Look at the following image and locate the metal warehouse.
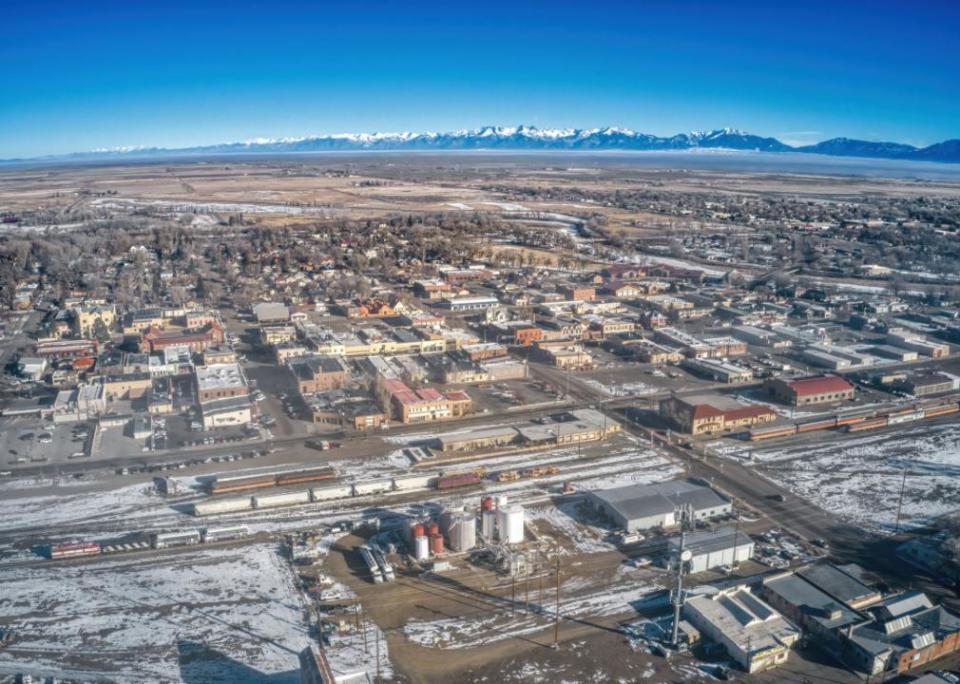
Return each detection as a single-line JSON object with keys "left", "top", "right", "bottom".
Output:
{"left": 669, "top": 526, "right": 755, "bottom": 573}
{"left": 586, "top": 480, "right": 731, "bottom": 532}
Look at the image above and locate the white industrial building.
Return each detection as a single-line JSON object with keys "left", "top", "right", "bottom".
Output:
{"left": 440, "top": 296, "right": 500, "bottom": 311}
{"left": 684, "top": 585, "right": 799, "bottom": 673}
{"left": 200, "top": 396, "right": 253, "bottom": 429}
{"left": 731, "top": 326, "right": 793, "bottom": 348}
{"left": 669, "top": 526, "right": 754, "bottom": 573}
{"left": 17, "top": 357, "right": 46, "bottom": 381}
{"left": 586, "top": 480, "right": 731, "bottom": 532}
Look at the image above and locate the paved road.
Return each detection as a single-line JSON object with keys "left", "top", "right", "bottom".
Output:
{"left": 6, "top": 398, "right": 576, "bottom": 479}
{"left": 616, "top": 415, "right": 960, "bottom": 606}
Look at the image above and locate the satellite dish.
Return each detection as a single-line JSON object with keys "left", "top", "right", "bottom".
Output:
{"left": 680, "top": 549, "right": 693, "bottom": 562}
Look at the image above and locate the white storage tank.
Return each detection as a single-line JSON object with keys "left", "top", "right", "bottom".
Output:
{"left": 252, "top": 490, "right": 311, "bottom": 509}
{"left": 450, "top": 512, "right": 477, "bottom": 552}
{"left": 496, "top": 494, "right": 509, "bottom": 509}
{"left": 481, "top": 509, "right": 497, "bottom": 539}
{"left": 310, "top": 484, "right": 353, "bottom": 502}
{"left": 414, "top": 534, "right": 430, "bottom": 561}
{"left": 498, "top": 504, "right": 525, "bottom": 544}
{"left": 192, "top": 496, "right": 253, "bottom": 516}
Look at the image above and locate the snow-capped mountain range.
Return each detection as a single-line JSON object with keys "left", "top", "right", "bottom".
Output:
{"left": 11, "top": 126, "right": 960, "bottom": 163}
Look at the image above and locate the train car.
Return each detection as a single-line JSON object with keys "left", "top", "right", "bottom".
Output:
{"left": 794, "top": 417, "right": 838, "bottom": 434}
{"left": 310, "top": 484, "right": 354, "bottom": 502}
{"left": 887, "top": 409, "right": 924, "bottom": 426}
{"left": 436, "top": 473, "right": 483, "bottom": 490}
{"left": 201, "top": 525, "right": 250, "bottom": 543}
{"left": 923, "top": 404, "right": 960, "bottom": 419}
{"left": 392, "top": 473, "right": 439, "bottom": 492}
{"left": 352, "top": 479, "right": 393, "bottom": 497}
{"left": 152, "top": 530, "right": 202, "bottom": 549}
{"left": 836, "top": 412, "right": 871, "bottom": 427}
{"left": 49, "top": 541, "right": 101, "bottom": 559}
{"left": 274, "top": 467, "right": 336, "bottom": 487}
{"left": 252, "top": 490, "right": 311, "bottom": 509}
{"left": 844, "top": 417, "right": 888, "bottom": 433}
{"left": 191, "top": 496, "right": 255, "bottom": 517}
{"left": 208, "top": 474, "right": 277, "bottom": 495}
{"left": 748, "top": 424, "right": 798, "bottom": 442}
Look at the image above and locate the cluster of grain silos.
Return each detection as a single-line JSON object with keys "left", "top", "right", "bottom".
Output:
{"left": 408, "top": 495, "right": 525, "bottom": 562}
{"left": 408, "top": 520, "right": 444, "bottom": 559}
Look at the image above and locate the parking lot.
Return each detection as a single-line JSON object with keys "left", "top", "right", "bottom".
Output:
{"left": 0, "top": 417, "right": 88, "bottom": 470}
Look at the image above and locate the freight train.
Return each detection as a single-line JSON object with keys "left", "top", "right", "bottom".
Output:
{"left": 207, "top": 467, "right": 336, "bottom": 494}
{"left": 747, "top": 397, "right": 960, "bottom": 442}
{"left": 192, "top": 469, "right": 485, "bottom": 516}
{"left": 45, "top": 526, "right": 250, "bottom": 561}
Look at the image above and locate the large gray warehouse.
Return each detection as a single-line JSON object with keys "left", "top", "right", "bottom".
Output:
{"left": 586, "top": 480, "right": 731, "bottom": 532}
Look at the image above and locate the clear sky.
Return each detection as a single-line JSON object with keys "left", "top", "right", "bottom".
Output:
{"left": 2, "top": 0, "right": 958, "bottom": 158}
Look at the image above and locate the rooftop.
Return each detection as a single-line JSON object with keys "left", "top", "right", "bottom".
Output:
{"left": 589, "top": 480, "right": 729, "bottom": 522}
{"left": 763, "top": 571, "right": 860, "bottom": 631}
{"left": 796, "top": 563, "right": 880, "bottom": 608}
{"left": 195, "top": 363, "right": 246, "bottom": 391}
{"left": 685, "top": 586, "right": 799, "bottom": 654}
{"left": 785, "top": 374, "right": 855, "bottom": 396}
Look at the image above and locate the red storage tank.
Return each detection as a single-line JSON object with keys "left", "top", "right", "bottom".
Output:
{"left": 481, "top": 496, "right": 495, "bottom": 511}
{"left": 429, "top": 534, "right": 444, "bottom": 556}
{"left": 427, "top": 522, "right": 440, "bottom": 537}
{"left": 410, "top": 522, "right": 425, "bottom": 544}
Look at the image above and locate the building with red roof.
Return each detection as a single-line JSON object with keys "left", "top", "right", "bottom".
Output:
{"left": 766, "top": 374, "right": 855, "bottom": 407}
{"left": 383, "top": 379, "right": 472, "bottom": 423}
{"left": 660, "top": 393, "right": 777, "bottom": 436}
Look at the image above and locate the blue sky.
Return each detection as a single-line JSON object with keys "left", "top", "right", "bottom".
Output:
{"left": 2, "top": 0, "right": 958, "bottom": 158}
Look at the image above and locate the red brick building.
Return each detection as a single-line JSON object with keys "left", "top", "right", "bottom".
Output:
{"left": 766, "top": 375, "right": 855, "bottom": 407}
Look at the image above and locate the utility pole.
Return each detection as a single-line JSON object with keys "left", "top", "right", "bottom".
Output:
{"left": 895, "top": 468, "right": 908, "bottom": 534}
{"left": 375, "top": 627, "right": 381, "bottom": 683}
{"left": 732, "top": 508, "right": 742, "bottom": 570}
{"left": 361, "top": 609, "right": 368, "bottom": 655}
{"left": 554, "top": 553, "right": 561, "bottom": 648}
{"left": 525, "top": 567, "right": 530, "bottom": 611}
{"left": 537, "top": 548, "right": 544, "bottom": 612}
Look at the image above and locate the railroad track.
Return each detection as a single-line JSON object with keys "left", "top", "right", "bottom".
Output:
{"left": 1, "top": 432, "right": 679, "bottom": 566}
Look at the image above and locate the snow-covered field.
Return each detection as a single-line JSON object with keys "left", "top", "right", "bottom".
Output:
{"left": 91, "top": 197, "right": 338, "bottom": 216}
{"left": 0, "top": 543, "right": 311, "bottom": 683}
{"left": 744, "top": 422, "right": 960, "bottom": 531}
{"left": 403, "top": 576, "right": 662, "bottom": 650}
{"left": 0, "top": 481, "right": 167, "bottom": 533}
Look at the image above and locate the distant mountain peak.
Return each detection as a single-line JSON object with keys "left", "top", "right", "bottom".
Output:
{"left": 7, "top": 126, "right": 960, "bottom": 164}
